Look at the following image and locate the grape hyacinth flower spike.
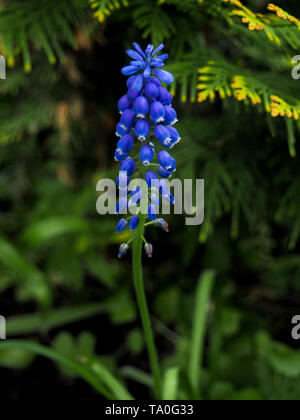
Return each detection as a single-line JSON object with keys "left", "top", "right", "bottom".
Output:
{"left": 113, "top": 43, "right": 182, "bottom": 399}
{"left": 115, "top": 42, "right": 181, "bottom": 259}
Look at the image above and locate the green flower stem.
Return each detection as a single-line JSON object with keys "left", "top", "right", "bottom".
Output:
{"left": 132, "top": 213, "right": 162, "bottom": 399}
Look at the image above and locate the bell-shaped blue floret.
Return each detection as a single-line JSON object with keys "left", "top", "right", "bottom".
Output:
{"left": 150, "top": 76, "right": 161, "bottom": 87}
{"left": 145, "top": 171, "right": 159, "bottom": 189}
{"left": 148, "top": 204, "right": 157, "bottom": 221}
{"left": 167, "top": 126, "right": 181, "bottom": 147}
{"left": 129, "top": 215, "right": 140, "bottom": 231}
{"left": 116, "top": 218, "right": 128, "bottom": 233}
{"left": 158, "top": 87, "right": 172, "bottom": 105}
{"left": 140, "top": 145, "right": 154, "bottom": 166}
{"left": 120, "top": 110, "right": 136, "bottom": 130}
{"left": 116, "top": 197, "right": 128, "bottom": 214}
{"left": 120, "top": 157, "right": 136, "bottom": 176}
{"left": 117, "top": 173, "right": 130, "bottom": 189}
{"left": 157, "top": 165, "right": 172, "bottom": 178}
{"left": 118, "top": 95, "right": 131, "bottom": 114}
{"left": 154, "top": 125, "right": 172, "bottom": 147}
{"left": 133, "top": 96, "right": 149, "bottom": 118}
{"left": 164, "top": 106, "right": 178, "bottom": 126}
{"left": 135, "top": 120, "right": 150, "bottom": 141}
{"left": 157, "top": 150, "right": 174, "bottom": 171}
{"left": 153, "top": 69, "right": 174, "bottom": 85}
{"left": 131, "top": 74, "right": 144, "bottom": 92}
{"left": 127, "top": 75, "right": 136, "bottom": 89}
{"left": 128, "top": 187, "right": 142, "bottom": 209}
{"left": 116, "top": 122, "right": 130, "bottom": 138}
{"left": 114, "top": 149, "right": 129, "bottom": 162}
{"left": 116, "top": 134, "right": 134, "bottom": 155}
{"left": 145, "top": 82, "right": 159, "bottom": 100}
{"left": 150, "top": 193, "right": 160, "bottom": 208}
{"left": 127, "top": 88, "right": 140, "bottom": 102}
{"left": 150, "top": 101, "right": 166, "bottom": 124}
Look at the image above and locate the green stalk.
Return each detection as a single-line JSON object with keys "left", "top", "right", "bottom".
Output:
{"left": 132, "top": 213, "right": 162, "bottom": 399}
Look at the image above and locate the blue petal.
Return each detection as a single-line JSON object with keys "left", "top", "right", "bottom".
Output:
{"left": 121, "top": 65, "right": 139, "bottom": 76}
{"left": 145, "top": 44, "right": 154, "bottom": 57}
{"left": 152, "top": 43, "right": 165, "bottom": 56}
{"left": 130, "top": 60, "right": 145, "bottom": 68}
{"left": 126, "top": 49, "right": 144, "bottom": 61}
{"left": 143, "top": 65, "right": 151, "bottom": 79}
{"left": 154, "top": 69, "right": 174, "bottom": 85}
{"left": 131, "top": 74, "right": 143, "bottom": 92}
{"left": 155, "top": 53, "right": 168, "bottom": 61}
{"left": 133, "top": 42, "right": 146, "bottom": 58}
{"left": 150, "top": 59, "right": 165, "bottom": 68}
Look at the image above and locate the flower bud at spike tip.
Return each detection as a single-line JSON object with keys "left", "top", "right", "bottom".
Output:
{"left": 118, "top": 243, "right": 129, "bottom": 258}
{"left": 144, "top": 243, "right": 153, "bottom": 258}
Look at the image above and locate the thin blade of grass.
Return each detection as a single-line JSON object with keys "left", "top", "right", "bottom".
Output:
{"left": 188, "top": 270, "right": 215, "bottom": 397}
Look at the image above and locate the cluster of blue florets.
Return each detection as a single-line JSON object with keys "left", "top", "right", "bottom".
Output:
{"left": 114, "top": 43, "right": 181, "bottom": 258}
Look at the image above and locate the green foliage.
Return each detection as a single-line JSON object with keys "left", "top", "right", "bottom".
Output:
{"left": 0, "top": 0, "right": 87, "bottom": 71}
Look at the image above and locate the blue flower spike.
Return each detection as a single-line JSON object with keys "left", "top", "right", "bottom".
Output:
{"left": 115, "top": 42, "right": 181, "bottom": 258}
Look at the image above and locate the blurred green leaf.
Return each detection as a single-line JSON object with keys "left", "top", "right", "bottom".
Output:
{"left": 162, "top": 367, "right": 179, "bottom": 400}
{"left": 0, "top": 340, "right": 114, "bottom": 399}
{"left": 6, "top": 303, "right": 106, "bottom": 336}
{"left": 0, "top": 236, "right": 51, "bottom": 307}
{"left": 105, "top": 290, "right": 136, "bottom": 324}
{"left": 20, "top": 217, "right": 89, "bottom": 248}
{"left": 126, "top": 328, "right": 144, "bottom": 355}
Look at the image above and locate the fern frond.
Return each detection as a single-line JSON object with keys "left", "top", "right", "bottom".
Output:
{"left": 0, "top": 0, "right": 87, "bottom": 72}
{"left": 132, "top": 0, "right": 176, "bottom": 45}
{"left": 89, "top": 0, "right": 129, "bottom": 23}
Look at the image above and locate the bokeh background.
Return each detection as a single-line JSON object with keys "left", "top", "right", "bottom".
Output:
{"left": 1, "top": 0, "right": 300, "bottom": 400}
